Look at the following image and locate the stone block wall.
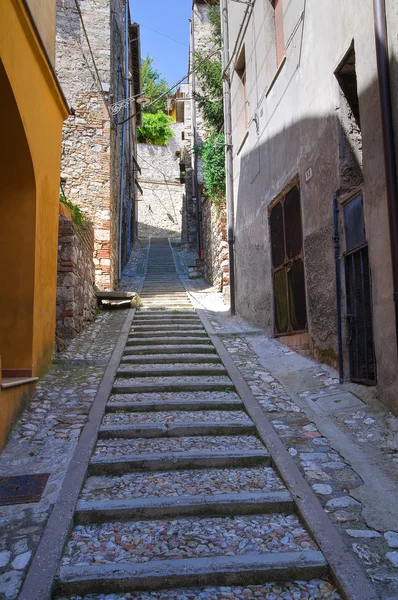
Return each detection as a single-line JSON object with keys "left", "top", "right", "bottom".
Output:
{"left": 56, "top": 0, "right": 135, "bottom": 290}
{"left": 202, "top": 198, "right": 229, "bottom": 297}
{"left": 57, "top": 215, "right": 97, "bottom": 344}
{"left": 137, "top": 123, "right": 184, "bottom": 239}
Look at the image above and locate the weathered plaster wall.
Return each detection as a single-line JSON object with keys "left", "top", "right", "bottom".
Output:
{"left": 137, "top": 123, "right": 184, "bottom": 239}
{"left": 0, "top": 0, "right": 68, "bottom": 447}
{"left": 57, "top": 215, "right": 97, "bottom": 345}
{"left": 227, "top": 0, "right": 398, "bottom": 412}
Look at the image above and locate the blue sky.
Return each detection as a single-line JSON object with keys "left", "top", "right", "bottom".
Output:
{"left": 130, "top": 0, "right": 191, "bottom": 87}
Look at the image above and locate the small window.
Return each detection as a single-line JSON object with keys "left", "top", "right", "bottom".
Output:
{"left": 335, "top": 45, "right": 361, "bottom": 128}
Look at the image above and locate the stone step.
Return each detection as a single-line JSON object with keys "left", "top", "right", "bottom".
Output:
{"left": 101, "top": 408, "right": 250, "bottom": 427}
{"left": 130, "top": 329, "right": 206, "bottom": 337}
{"left": 106, "top": 397, "right": 241, "bottom": 412}
{"left": 98, "top": 422, "right": 256, "bottom": 439}
{"left": 56, "top": 552, "right": 327, "bottom": 596}
{"left": 75, "top": 491, "right": 294, "bottom": 524}
{"left": 112, "top": 377, "right": 234, "bottom": 394}
{"left": 108, "top": 390, "right": 241, "bottom": 406}
{"left": 57, "top": 551, "right": 327, "bottom": 596}
{"left": 120, "top": 354, "right": 221, "bottom": 364}
{"left": 132, "top": 319, "right": 201, "bottom": 325}
{"left": 126, "top": 337, "right": 211, "bottom": 346}
{"left": 116, "top": 365, "right": 226, "bottom": 378}
{"left": 93, "top": 434, "right": 264, "bottom": 458}
{"left": 131, "top": 324, "right": 204, "bottom": 331}
{"left": 89, "top": 449, "right": 271, "bottom": 475}
{"left": 62, "top": 513, "right": 316, "bottom": 567}
{"left": 136, "top": 311, "right": 197, "bottom": 316}
{"left": 80, "top": 465, "right": 286, "bottom": 503}
{"left": 123, "top": 344, "right": 215, "bottom": 354}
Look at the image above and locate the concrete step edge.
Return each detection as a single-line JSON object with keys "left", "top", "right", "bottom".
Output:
{"left": 112, "top": 382, "right": 235, "bottom": 394}
{"left": 105, "top": 399, "right": 243, "bottom": 412}
{"left": 75, "top": 491, "right": 294, "bottom": 523}
{"left": 88, "top": 449, "right": 271, "bottom": 474}
{"left": 98, "top": 421, "right": 255, "bottom": 439}
{"left": 56, "top": 551, "right": 327, "bottom": 595}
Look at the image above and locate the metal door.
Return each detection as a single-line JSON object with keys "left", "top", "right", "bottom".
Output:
{"left": 344, "top": 194, "right": 376, "bottom": 384}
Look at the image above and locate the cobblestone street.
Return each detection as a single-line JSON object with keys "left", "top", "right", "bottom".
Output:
{"left": 0, "top": 241, "right": 148, "bottom": 600}
{"left": 0, "top": 240, "right": 396, "bottom": 599}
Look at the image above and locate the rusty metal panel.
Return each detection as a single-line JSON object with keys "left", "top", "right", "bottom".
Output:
{"left": 270, "top": 202, "right": 285, "bottom": 268}
{"left": 284, "top": 186, "right": 302, "bottom": 260}
{"left": 270, "top": 184, "right": 307, "bottom": 335}
{"left": 0, "top": 473, "right": 49, "bottom": 506}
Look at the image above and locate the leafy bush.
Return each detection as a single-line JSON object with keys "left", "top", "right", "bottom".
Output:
{"left": 137, "top": 111, "right": 174, "bottom": 146}
{"left": 141, "top": 55, "right": 169, "bottom": 114}
{"left": 200, "top": 133, "right": 226, "bottom": 203}
{"left": 60, "top": 194, "right": 87, "bottom": 226}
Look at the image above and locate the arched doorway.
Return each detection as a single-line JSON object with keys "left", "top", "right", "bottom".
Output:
{"left": 0, "top": 59, "right": 36, "bottom": 376}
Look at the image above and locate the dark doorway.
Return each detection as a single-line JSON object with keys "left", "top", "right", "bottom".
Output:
{"left": 270, "top": 184, "right": 307, "bottom": 335}
{"left": 344, "top": 193, "right": 376, "bottom": 384}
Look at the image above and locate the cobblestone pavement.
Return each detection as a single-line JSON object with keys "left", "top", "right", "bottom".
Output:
{"left": 173, "top": 244, "right": 398, "bottom": 600}
{"left": 0, "top": 241, "right": 148, "bottom": 600}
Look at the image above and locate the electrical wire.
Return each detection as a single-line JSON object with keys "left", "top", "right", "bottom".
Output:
{"left": 73, "top": 0, "right": 111, "bottom": 117}
{"left": 140, "top": 24, "right": 189, "bottom": 47}
{"left": 116, "top": 46, "right": 221, "bottom": 126}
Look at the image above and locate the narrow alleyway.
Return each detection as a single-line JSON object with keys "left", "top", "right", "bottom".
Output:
{"left": 10, "top": 237, "right": 380, "bottom": 600}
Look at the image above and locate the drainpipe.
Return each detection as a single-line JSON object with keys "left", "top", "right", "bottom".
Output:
{"left": 221, "top": 0, "right": 236, "bottom": 315}
{"left": 373, "top": 0, "right": 398, "bottom": 355}
{"left": 190, "top": 13, "right": 202, "bottom": 257}
{"left": 118, "top": 0, "right": 129, "bottom": 281}
{"left": 333, "top": 193, "right": 344, "bottom": 383}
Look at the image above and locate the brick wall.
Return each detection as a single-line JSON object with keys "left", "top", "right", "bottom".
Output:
{"left": 56, "top": 215, "right": 97, "bottom": 345}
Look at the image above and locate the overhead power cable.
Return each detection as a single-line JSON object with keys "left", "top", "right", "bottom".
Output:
{"left": 116, "top": 46, "right": 221, "bottom": 126}
{"left": 140, "top": 24, "right": 189, "bottom": 47}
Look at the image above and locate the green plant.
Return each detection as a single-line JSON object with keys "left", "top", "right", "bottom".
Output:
{"left": 137, "top": 111, "right": 174, "bottom": 146}
{"left": 141, "top": 55, "right": 169, "bottom": 114}
{"left": 60, "top": 193, "right": 87, "bottom": 226}
{"left": 193, "top": 52, "right": 224, "bottom": 132}
{"left": 192, "top": 7, "right": 223, "bottom": 132}
{"left": 199, "top": 133, "right": 226, "bottom": 203}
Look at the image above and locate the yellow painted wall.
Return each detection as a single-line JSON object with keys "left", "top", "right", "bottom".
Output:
{"left": 0, "top": 0, "right": 68, "bottom": 448}
{"left": 25, "top": 0, "right": 56, "bottom": 64}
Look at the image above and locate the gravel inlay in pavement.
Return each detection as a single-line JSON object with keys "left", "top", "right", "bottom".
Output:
{"left": 108, "top": 391, "right": 241, "bottom": 404}
{"left": 93, "top": 435, "right": 264, "bottom": 457}
{"left": 102, "top": 411, "right": 251, "bottom": 426}
{"left": 118, "top": 363, "right": 225, "bottom": 372}
{"left": 81, "top": 467, "right": 286, "bottom": 501}
{"left": 55, "top": 579, "right": 341, "bottom": 599}
{"left": 114, "top": 376, "right": 231, "bottom": 386}
{"left": 62, "top": 514, "right": 316, "bottom": 566}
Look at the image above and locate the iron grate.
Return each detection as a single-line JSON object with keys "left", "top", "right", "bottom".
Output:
{"left": 0, "top": 473, "right": 50, "bottom": 506}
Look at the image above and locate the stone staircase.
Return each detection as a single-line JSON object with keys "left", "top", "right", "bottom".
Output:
{"left": 53, "top": 238, "right": 332, "bottom": 599}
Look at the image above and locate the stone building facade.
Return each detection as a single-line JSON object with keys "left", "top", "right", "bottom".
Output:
{"left": 181, "top": 0, "right": 229, "bottom": 295}
{"left": 137, "top": 123, "right": 185, "bottom": 239}
{"left": 226, "top": 0, "right": 398, "bottom": 413}
{"left": 56, "top": 0, "right": 141, "bottom": 290}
